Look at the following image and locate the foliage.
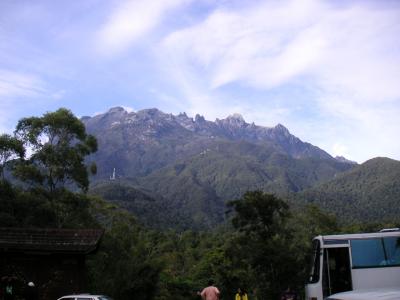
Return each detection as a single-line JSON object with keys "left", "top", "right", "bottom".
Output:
{"left": 14, "top": 108, "right": 97, "bottom": 193}
{"left": 89, "top": 181, "right": 192, "bottom": 230}
{"left": 136, "top": 142, "right": 353, "bottom": 228}
{"left": 286, "top": 204, "right": 340, "bottom": 293}
{"left": 227, "top": 191, "right": 294, "bottom": 299}
{"left": 298, "top": 157, "right": 400, "bottom": 224}
{"left": 86, "top": 208, "right": 162, "bottom": 300}
{"left": 0, "top": 134, "right": 25, "bottom": 179}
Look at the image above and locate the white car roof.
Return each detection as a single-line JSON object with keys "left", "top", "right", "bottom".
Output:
{"left": 58, "top": 295, "right": 107, "bottom": 299}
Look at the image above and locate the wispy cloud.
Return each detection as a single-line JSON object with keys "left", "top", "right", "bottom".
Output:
{"left": 0, "top": 70, "right": 47, "bottom": 98}
{"left": 0, "top": 69, "right": 59, "bottom": 134}
{"left": 163, "top": 0, "right": 400, "bottom": 97}
{"left": 161, "top": 0, "right": 400, "bottom": 161}
{"left": 1, "top": 0, "right": 399, "bottom": 162}
{"left": 163, "top": 0, "right": 326, "bottom": 88}
{"left": 95, "top": 0, "right": 188, "bottom": 57}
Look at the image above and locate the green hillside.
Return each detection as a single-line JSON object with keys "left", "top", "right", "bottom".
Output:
{"left": 298, "top": 157, "right": 400, "bottom": 223}
{"left": 136, "top": 140, "right": 352, "bottom": 228}
{"left": 89, "top": 180, "right": 193, "bottom": 229}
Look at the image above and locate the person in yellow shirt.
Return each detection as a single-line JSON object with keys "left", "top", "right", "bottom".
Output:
{"left": 235, "top": 288, "right": 248, "bottom": 300}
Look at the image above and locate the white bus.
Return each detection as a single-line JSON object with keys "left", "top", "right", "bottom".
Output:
{"left": 305, "top": 229, "right": 400, "bottom": 300}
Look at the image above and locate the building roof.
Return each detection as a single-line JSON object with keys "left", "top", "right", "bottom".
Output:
{"left": 0, "top": 227, "right": 104, "bottom": 254}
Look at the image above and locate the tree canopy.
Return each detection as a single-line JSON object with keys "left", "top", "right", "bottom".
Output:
{"left": 0, "top": 133, "right": 25, "bottom": 180}
{"left": 14, "top": 108, "right": 97, "bottom": 192}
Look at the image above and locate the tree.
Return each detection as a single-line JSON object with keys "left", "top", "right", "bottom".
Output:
{"left": 228, "top": 191, "right": 295, "bottom": 299}
{"left": 229, "top": 190, "right": 289, "bottom": 237}
{"left": 87, "top": 209, "right": 162, "bottom": 300}
{"left": 287, "top": 204, "right": 340, "bottom": 293}
{"left": 0, "top": 134, "right": 25, "bottom": 180}
{"left": 14, "top": 108, "right": 97, "bottom": 192}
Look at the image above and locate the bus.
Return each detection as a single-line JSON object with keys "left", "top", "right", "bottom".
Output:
{"left": 305, "top": 229, "right": 400, "bottom": 300}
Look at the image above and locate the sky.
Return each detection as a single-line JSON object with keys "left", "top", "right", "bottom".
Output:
{"left": 0, "top": 0, "right": 399, "bottom": 163}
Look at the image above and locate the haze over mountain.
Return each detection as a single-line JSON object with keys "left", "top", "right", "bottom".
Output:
{"left": 84, "top": 107, "right": 362, "bottom": 228}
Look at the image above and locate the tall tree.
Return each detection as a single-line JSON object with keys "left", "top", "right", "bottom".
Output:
{"left": 228, "top": 191, "right": 295, "bottom": 299}
{"left": 14, "top": 108, "right": 97, "bottom": 192}
{"left": 0, "top": 134, "right": 25, "bottom": 180}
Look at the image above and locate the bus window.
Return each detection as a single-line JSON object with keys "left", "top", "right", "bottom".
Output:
{"left": 383, "top": 237, "right": 400, "bottom": 266}
{"left": 322, "top": 247, "right": 352, "bottom": 297}
{"left": 351, "top": 237, "right": 400, "bottom": 268}
{"left": 351, "top": 239, "right": 385, "bottom": 268}
{"left": 308, "top": 239, "right": 321, "bottom": 283}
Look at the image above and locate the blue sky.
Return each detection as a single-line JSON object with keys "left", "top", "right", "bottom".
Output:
{"left": 1, "top": 0, "right": 399, "bottom": 163}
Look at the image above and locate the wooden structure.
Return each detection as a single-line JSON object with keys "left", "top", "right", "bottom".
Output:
{"left": 0, "top": 227, "right": 103, "bottom": 300}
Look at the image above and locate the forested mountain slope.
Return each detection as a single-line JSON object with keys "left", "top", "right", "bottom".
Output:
{"left": 298, "top": 157, "right": 400, "bottom": 223}
{"left": 89, "top": 180, "right": 193, "bottom": 229}
{"left": 84, "top": 107, "right": 355, "bottom": 228}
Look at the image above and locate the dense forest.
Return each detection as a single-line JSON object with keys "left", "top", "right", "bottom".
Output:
{"left": 1, "top": 109, "right": 398, "bottom": 300}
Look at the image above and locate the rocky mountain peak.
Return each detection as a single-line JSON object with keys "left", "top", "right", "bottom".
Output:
{"left": 137, "top": 108, "right": 163, "bottom": 117}
{"left": 135, "top": 108, "right": 177, "bottom": 123}
{"left": 217, "top": 113, "right": 247, "bottom": 128}
{"left": 274, "top": 123, "right": 290, "bottom": 134}
{"left": 108, "top": 106, "right": 128, "bottom": 114}
{"left": 195, "top": 114, "right": 206, "bottom": 123}
{"left": 175, "top": 112, "right": 195, "bottom": 130}
{"left": 84, "top": 107, "right": 336, "bottom": 161}
{"left": 178, "top": 112, "right": 189, "bottom": 118}
{"left": 227, "top": 113, "right": 245, "bottom": 121}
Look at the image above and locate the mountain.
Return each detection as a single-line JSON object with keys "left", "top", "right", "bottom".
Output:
{"left": 83, "top": 107, "right": 355, "bottom": 228}
{"left": 335, "top": 156, "right": 357, "bottom": 164}
{"left": 298, "top": 157, "right": 400, "bottom": 223}
{"left": 83, "top": 107, "right": 343, "bottom": 178}
{"left": 136, "top": 140, "right": 352, "bottom": 220}
{"left": 89, "top": 180, "right": 192, "bottom": 229}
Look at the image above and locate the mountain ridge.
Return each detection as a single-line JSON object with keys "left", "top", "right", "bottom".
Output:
{"left": 83, "top": 106, "right": 338, "bottom": 162}
{"left": 84, "top": 106, "right": 360, "bottom": 228}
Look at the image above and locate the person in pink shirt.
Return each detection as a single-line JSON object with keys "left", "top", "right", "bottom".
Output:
{"left": 200, "top": 280, "right": 220, "bottom": 300}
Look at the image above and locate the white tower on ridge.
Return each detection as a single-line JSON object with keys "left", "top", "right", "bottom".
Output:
{"left": 110, "top": 168, "right": 116, "bottom": 180}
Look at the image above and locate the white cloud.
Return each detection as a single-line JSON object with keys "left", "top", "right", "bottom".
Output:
{"left": 96, "top": 0, "right": 188, "bottom": 56}
{"left": 0, "top": 69, "right": 54, "bottom": 135}
{"left": 332, "top": 143, "right": 350, "bottom": 158}
{"left": 161, "top": 0, "right": 400, "bottom": 161}
{"left": 0, "top": 69, "right": 47, "bottom": 98}
{"left": 121, "top": 105, "right": 135, "bottom": 113}
{"left": 0, "top": 70, "right": 44, "bottom": 132}
{"left": 163, "top": 0, "right": 400, "bottom": 98}
{"left": 163, "top": 0, "right": 326, "bottom": 88}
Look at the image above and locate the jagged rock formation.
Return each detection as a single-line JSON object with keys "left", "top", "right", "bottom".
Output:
{"left": 83, "top": 107, "right": 356, "bottom": 228}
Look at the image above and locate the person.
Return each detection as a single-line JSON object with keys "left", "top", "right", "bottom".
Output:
{"left": 23, "top": 282, "right": 38, "bottom": 300}
{"left": 235, "top": 288, "right": 248, "bottom": 300}
{"left": 280, "top": 287, "right": 298, "bottom": 300}
{"left": 200, "top": 280, "right": 220, "bottom": 300}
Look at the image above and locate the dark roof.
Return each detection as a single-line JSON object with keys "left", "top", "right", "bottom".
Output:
{"left": 0, "top": 228, "right": 104, "bottom": 254}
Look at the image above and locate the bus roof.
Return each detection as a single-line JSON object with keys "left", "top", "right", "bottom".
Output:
{"left": 314, "top": 230, "right": 400, "bottom": 242}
